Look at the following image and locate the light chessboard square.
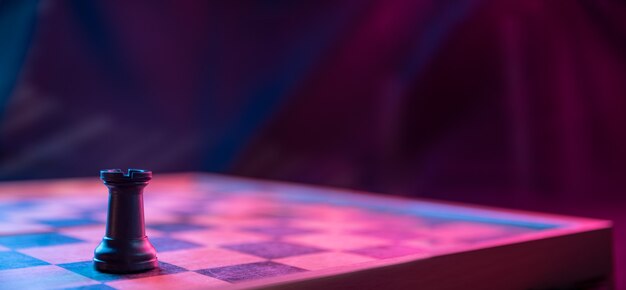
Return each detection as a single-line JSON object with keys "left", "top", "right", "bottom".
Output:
{"left": 0, "top": 222, "right": 52, "bottom": 235}
{"left": 18, "top": 242, "right": 95, "bottom": 264}
{"left": 58, "top": 225, "right": 107, "bottom": 242}
{"left": 157, "top": 247, "right": 266, "bottom": 270}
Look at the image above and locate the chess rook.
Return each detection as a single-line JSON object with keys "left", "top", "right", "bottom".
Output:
{"left": 94, "top": 169, "right": 158, "bottom": 273}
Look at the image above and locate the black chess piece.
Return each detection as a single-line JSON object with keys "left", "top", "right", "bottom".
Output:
{"left": 94, "top": 169, "right": 158, "bottom": 273}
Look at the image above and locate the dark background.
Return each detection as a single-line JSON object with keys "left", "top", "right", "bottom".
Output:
{"left": 2, "top": 0, "right": 625, "bottom": 287}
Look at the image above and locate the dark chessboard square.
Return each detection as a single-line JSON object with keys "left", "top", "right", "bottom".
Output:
{"left": 222, "top": 241, "right": 325, "bottom": 259}
{"left": 63, "top": 284, "right": 116, "bottom": 290}
{"left": 37, "top": 218, "right": 103, "bottom": 228}
{"left": 349, "top": 245, "right": 425, "bottom": 259}
{"left": 0, "top": 233, "right": 84, "bottom": 249}
{"left": 0, "top": 200, "right": 39, "bottom": 211}
{"left": 150, "top": 237, "right": 203, "bottom": 252}
{"left": 59, "top": 261, "right": 186, "bottom": 282}
{"left": 0, "top": 251, "right": 49, "bottom": 270}
{"left": 197, "top": 261, "right": 305, "bottom": 283}
{"left": 147, "top": 222, "right": 210, "bottom": 233}
{"left": 241, "top": 226, "right": 318, "bottom": 236}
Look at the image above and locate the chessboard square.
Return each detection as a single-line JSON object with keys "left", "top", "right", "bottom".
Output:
{"left": 349, "top": 245, "right": 428, "bottom": 259}
{"left": 19, "top": 242, "right": 95, "bottom": 264}
{"left": 285, "top": 233, "right": 390, "bottom": 251}
{"left": 106, "top": 271, "right": 229, "bottom": 289}
{"left": 275, "top": 251, "right": 375, "bottom": 271}
{"left": 157, "top": 247, "right": 265, "bottom": 270}
{"left": 0, "top": 265, "right": 100, "bottom": 289}
{"left": 240, "top": 225, "right": 318, "bottom": 237}
{"left": 59, "top": 261, "right": 186, "bottom": 282}
{"left": 172, "top": 229, "right": 271, "bottom": 247}
{"left": 249, "top": 210, "right": 301, "bottom": 220}
{"left": 147, "top": 223, "right": 209, "bottom": 233}
{"left": 284, "top": 204, "right": 365, "bottom": 219}
{"left": 64, "top": 284, "right": 116, "bottom": 290}
{"left": 89, "top": 212, "right": 108, "bottom": 222}
{"left": 59, "top": 261, "right": 123, "bottom": 282}
{"left": 0, "top": 221, "right": 53, "bottom": 235}
{"left": 191, "top": 215, "right": 280, "bottom": 228}
{"left": 0, "top": 232, "right": 84, "bottom": 249}
{"left": 7, "top": 206, "right": 84, "bottom": 221}
{"left": 289, "top": 219, "right": 372, "bottom": 231}
{"left": 144, "top": 212, "right": 181, "bottom": 224}
{"left": 37, "top": 218, "right": 103, "bottom": 228}
{"left": 197, "top": 261, "right": 305, "bottom": 283}
{"left": 150, "top": 237, "right": 202, "bottom": 252}
{"left": 352, "top": 228, "right": 423, "bottom": 240}
{"left": 0, "top": 251, "right": 49, "bottom": 270}
{"left": 0, "top": 200, "right": 38, "bottom": 211}
{"left": 59, "top": 225, "right": 107, "bottom": 242}
{"left": 222, "top": 241, "right": 325, "bottom": 259}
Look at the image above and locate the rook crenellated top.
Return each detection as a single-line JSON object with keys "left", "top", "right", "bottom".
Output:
{"left": 100, "top": 169, "right": 152, "bottom": 183}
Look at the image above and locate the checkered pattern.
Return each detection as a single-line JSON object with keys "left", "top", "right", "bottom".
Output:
{"left": 0, "top": 177, "right": 552, "bottom": 289}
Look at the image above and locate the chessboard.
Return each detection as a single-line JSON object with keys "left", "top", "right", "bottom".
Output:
{"left": 0, "top": 173, "right": 613, "bottom": 289}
